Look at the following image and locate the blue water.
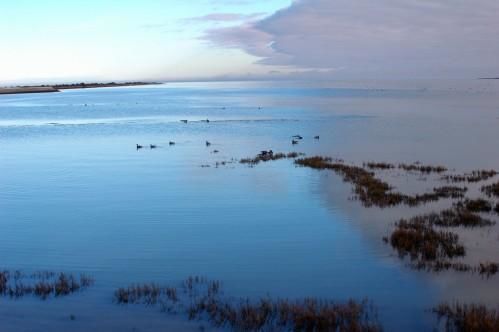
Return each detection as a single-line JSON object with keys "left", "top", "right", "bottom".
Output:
{"left": 1, "top": 81, "right": 499, "bottom": 331}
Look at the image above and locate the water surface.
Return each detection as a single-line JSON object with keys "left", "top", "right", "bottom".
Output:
{"left": 1, "top": 80, "right": 499, "bottom": 331}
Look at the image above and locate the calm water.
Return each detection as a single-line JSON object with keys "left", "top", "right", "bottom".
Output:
{"left": 1, "top": 81, "right": 499, "bottom": 331}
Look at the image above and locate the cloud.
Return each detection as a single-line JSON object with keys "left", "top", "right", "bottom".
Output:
{"left": 202, "top": 0, "right": 499, "bottom": 78}
{"left": 184, "top": 12, "right": 265, "bottom": 23}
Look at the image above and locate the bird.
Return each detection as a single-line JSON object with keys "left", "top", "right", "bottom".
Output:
{"left": 314, "top": 135, "right": 320, "bottom": 140}
{"left": 292, "top": 135, "right": 303, "bottom": 140}
{"left": 150, "top": 144, "right": 157, "bottom": 149}
{"left": 169, "top": 141, "right": 175, "bottom": 145}
{"left": 292, "top": 140, "right": 298, "bottom": 145}
{"left": 205, "top": 119, "right": 210, "bottom": 123}
{"left": 136, "top": 144, "right": 143, "bottom": 149}
{"left": 180, "top": 120, "right": 188, "bottom": 123}
{"left": 206, "top": 141, "right": 211, "bottom": 146}
{"left": 213, "top": 150, "right": 219, "bottom": 153}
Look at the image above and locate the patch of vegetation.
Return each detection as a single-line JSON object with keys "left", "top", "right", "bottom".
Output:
{"left": 432, "top": 208, "right": 494, "bottom": 227}
{"left": 398, "top": 163, "right": 447, "bottom": 173}
{"left": 240, "top": 151, "right": 304, "bottom": 165}
{"left": 442, "top": 170, "right": 497, "bottom": 183}
{"left": 385, "top": 208, "right": 497, "bottom": 275}
{"left": 433, "top": 302, "right": 499, "bottom": 332}
{"left": 295, "top": 157, "right": 467, "bottom": 208}
{"left": 363, "top": 162, "right": 395, "bottom": 170}
{"left": 389, "top": 218, "right": 465, "bottom": 261}
{"left": 115, "top": 276, "right": 382, "bottom": 332}
{"left": 455, "top": 199, "right": 493, "bottom": 213}
{"left": 0, "top": 270, "right": 93, "bottom": 299}
{"left": 482, "top": 181, "right": 499, "bottom": 198}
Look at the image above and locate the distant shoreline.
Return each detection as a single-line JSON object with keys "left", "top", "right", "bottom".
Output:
{"left": 0, "top": 82, "right": 160, "bottom": 95}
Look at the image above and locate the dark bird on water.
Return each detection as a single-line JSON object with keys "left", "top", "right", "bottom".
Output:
{"left": 205, "top": 119, "right": 210, "bottom": 123}
{"left": 292, "top": 140, "right": 298, "bottom": 145}
{"left": 180, "top": 120, "right": 188, "bottom": 123}
{"left": 292, "top": 135, "right": 303, "bottom": 140}
{"left": 150, "top": 144, "right": 157, "bottom": 149}
{"left": 206, "top": 141, "right": 211, "bottom": 146}
{"left": 314, "top": 135, "right": 320, "bottom": 140}
{"left": 169, "top": 141, "right": 175, "bottom": 145}
{"left": 136, "top": 144, "right": 143, "bottom": 149}
{"left": 213, "top": 150, "right": 219, "bottom": 153}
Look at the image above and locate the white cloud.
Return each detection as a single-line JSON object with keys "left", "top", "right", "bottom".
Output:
{"left": 203, "top": 0, "right": 499, "bottom": 78}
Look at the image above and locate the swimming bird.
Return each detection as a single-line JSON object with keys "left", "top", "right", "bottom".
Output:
{"left": 150, "top": 144, "right": 157, "bottom": 149}
{"left": 180, "top": 120, "right": 188, "bottom": 123}
{"left": 169, "top": 141, "right": 175, "bottom": 145}
{"left": 314, "top": 135, "right": 320, "bottom": 140}
{"left": 206, "top": 141, "right": 211, "bottom": 146}
{"left": 292, "top": 140, "right": 298, "bottom": 145}
{"left": 213, "top": 150, "right": 219, "bottom": 153}
{"left": 292, "top": 135, "right": 303, "bottom": 140}
{"left": 136, "top": 144, "right": 143, "bottom": 149}
{"left": 205, "top": 119, "right": 210, "bottom": 123}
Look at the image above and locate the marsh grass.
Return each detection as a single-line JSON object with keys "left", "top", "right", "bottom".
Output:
{"left": 390, "top": 218, "right": 465, "bottom": 262}
{"left": 386, "top": 208, "right": 497, "bottom": 275}
{"left": 398, "top": 163, "right": 447, "bottom": 173}
{"left": 115, "top": 276, "right": 382, "bottom": 331}
{"left": 0, "top": 270, "right": 93, "bottom": 299}
{"left": 240, "top": 152, "right": 304, "bottom": 166}
{"left": 295, "top": 157, "right": 467, "bottom": 208}
{"left": 364, "top": 162, "right": 395, "bottom": 170}
{"left": 481, "top": 181, "right": 499, "bottom": 198}
{"left": 455, "top": 199, "right": 493, "bottom": 213}
{"left": 434, "top": 302, "right": 499, "bottom": 332}
{"left": 442, "top": 170, "right": 497, "bottom": 183}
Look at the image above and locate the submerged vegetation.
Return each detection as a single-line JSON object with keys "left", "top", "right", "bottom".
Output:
{"left": 115, "top": 276, "right": 382, "bottom": 332}
{"left": 0, "top": 270, "right": 93, "bottom": 299}
{"left": 434, "top": 303, "right": 499, "bottom": 332}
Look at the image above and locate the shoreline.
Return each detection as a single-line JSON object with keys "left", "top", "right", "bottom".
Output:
{"left": 0, "top": 82, "right": 159, "bottom": 95}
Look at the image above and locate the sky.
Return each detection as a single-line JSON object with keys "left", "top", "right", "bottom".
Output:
{"left": 1, "top": 0, "right": 499, "bottom": 84}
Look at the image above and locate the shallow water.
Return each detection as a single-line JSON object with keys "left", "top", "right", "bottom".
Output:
{"left": 1, "top": 80, "right": 499, "bottom": 331}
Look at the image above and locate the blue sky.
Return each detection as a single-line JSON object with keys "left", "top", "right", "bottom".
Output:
{"left": 0, "top": 0, "right": 290, "bottom": 84}
{"left": 2, "top": 0, "right": 499, "bottom": 84}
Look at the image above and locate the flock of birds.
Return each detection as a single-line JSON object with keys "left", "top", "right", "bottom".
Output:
{"left": 136, "top": 119, "right": 319, "bottom": 150}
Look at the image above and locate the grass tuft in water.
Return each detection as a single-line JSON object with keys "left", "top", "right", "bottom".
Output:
{"left": 0, "top": 270, "right": 94, "bottom": 299}
{"left": 115, "top": 276, "right": 382, "bottom": 331}
{"left": 433, "top": 302, "right": 499, "bottom": 332}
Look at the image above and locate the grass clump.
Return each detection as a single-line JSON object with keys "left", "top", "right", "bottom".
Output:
{"left": 455, "top": 199, "right": 493, "bottom": 213}
{"left": 398, "top": 163, "right": 447, "bottom": 173}
{"left": 385, "top": 208, "right": 496, "bottom": 274}
{"left": 240, "top": 151, "right": 304, "bottom": 166}
{"left": 0, "top": 270, "right": 93, "bottom": 300}
{"left": 482, "top": 181, "right": 499, "bottom": 198}
{"left": 363, "top": 162, "right": 395, "bottom": 170}
{"left": 115, "top": 276, "right": 382, "bottom": 331}
{"left": 389, "top": 218, "right": 465, "bottom": 261}
{"left": 434, "top": 302, "right": 499, "bottom": 332}
{"left": 443, "top": 170, "right": 497, "bottom": 183}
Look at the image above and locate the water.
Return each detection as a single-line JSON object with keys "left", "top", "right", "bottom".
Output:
{"left": 1, "top": 81, "right": 499, "bottom": 331}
